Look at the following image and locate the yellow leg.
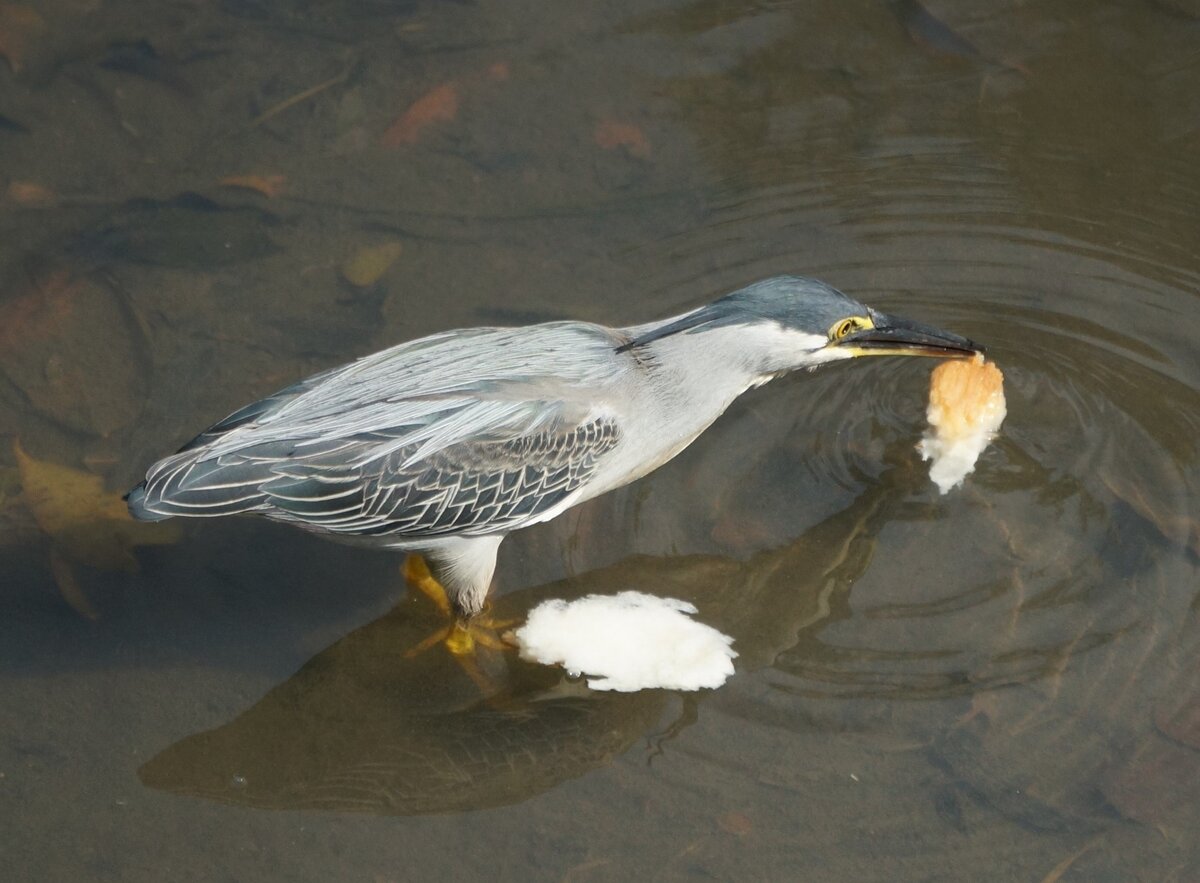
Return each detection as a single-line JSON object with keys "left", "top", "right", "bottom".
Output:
{"left": 402, "top": 554, "right": 517, "bottom": 660}
{"left": 403, "top": 553, "right": 452, "bottom": 618}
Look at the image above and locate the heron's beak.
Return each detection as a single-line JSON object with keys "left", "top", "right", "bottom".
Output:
{"left": 836, "top": 313, "right": 981, "bottom": 359}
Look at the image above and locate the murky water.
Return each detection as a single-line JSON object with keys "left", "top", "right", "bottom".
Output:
{"left": 2, "top": 0, "right": 1198, "bottom": 880}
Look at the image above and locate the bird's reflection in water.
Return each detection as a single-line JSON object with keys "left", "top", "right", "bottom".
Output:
{"left": 138, "top": 456, "right": 909, "bottom": 816}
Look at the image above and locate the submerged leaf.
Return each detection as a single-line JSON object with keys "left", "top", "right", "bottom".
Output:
{"left": 0, "top": 268, "right": 145, "bottom": 435}
{"left": 14, "top": 439, "right": 180, "bottom": 572}
{"left": 219, "top": 173, "right": 287, "bottom": 198}
{"left": 716, "top": 811, "right": 753, "bottom": 836}
{"left": 0, "top": 3, "right": 46, "bottom": 74}
{"left": 0, "top": 268, "right": 78, "bottom": 348}
{"left": 381, "top": 81, "right": 459, "bottom": 146}
{"left": 594, "top": 120, "right": 651, "bottom": 159}
{"left": 6, "top": 180, "right": 57, "bottom": 207}
{"left": 14, "top": 439, "right": 128, "bottom": 528}
{"left": 340, "top": 241, "right": 403, "bottom": 287}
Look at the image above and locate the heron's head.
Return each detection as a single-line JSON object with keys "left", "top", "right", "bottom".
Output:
{"left": 625, "top": 276, "right": 980, "bottom": 375}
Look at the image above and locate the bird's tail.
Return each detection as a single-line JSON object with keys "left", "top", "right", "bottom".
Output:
{"left": 126, "top": 447, "right": 274, "bottom": 521}
{"left": 125, "top": 481, "right": 174, "bottom": 522}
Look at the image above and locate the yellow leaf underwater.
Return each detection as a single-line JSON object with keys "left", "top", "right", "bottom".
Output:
{"left": 14, "top": 439, "right": 180, "bottom": 572}
{"left": 0, "top": 3, "right": 46, "bottom": 74}
{"left": 381, "top": 81, "right": 459, "bottom": 146}
{"left": 6, "top": 180, "right": 57, "bottom": 207}
{"left": 340, "top": 241, "right": 404, "bottom": 287}
{"left": 594, "top": 119, "right": 651, "bottom": 159}
{"left": 218, "top": 173, "right": 287, "bottom": 198}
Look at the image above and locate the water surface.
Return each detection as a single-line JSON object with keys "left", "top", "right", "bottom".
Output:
{"left": 1, "top": 1, "right": 1198, "bottom": 880}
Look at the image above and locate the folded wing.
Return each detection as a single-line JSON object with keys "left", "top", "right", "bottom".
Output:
{"left": 129, "top": 323, "right": 627, "bottom": 538}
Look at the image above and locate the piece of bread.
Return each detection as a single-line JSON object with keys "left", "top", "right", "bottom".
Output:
{"left": 918, "top": 354, "right": 1006, "bottom": 493}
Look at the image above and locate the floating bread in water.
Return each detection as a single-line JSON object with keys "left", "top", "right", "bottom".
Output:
{"left": 918, "top": 354, "right": 1006, "bottom": 493}
{"left": 511, "top": 591, "right": 737, "bottom": 692}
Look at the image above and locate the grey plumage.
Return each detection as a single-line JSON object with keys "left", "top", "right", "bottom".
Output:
{"left": 619, "top": 276, "right": 858, "bottom": 350}
{"left": 129, "top": 275, "right": 978, "bottom": 618}
{"left": 131, "top": 323, "right": 624, "bottom": 530}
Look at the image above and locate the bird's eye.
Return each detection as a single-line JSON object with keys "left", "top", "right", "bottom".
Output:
{"left": 833, "top": 318, "right": 858, "bottom": 340}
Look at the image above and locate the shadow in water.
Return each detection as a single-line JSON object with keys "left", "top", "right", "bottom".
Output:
{"left": 138, "top": 448, "right": 911, "bottom": 815}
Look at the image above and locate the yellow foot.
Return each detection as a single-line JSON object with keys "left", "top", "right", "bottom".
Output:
{"left": 402, "top": 554, "right": 517, "bottom": 659}
{"left": 403, "top": 615, "right": 518, "bottom": 658}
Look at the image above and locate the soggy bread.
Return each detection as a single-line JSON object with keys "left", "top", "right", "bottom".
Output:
{"left": 918, "top": 354, "right": 1006, "bottom": 493}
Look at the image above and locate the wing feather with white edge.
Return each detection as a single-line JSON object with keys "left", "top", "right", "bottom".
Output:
{"left": 128, "top": 323, "right": 627, "bottom": 537}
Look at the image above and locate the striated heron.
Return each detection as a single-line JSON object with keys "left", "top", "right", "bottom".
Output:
{"left": 128, "top": 276, "right": 979, "bottom": 651}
